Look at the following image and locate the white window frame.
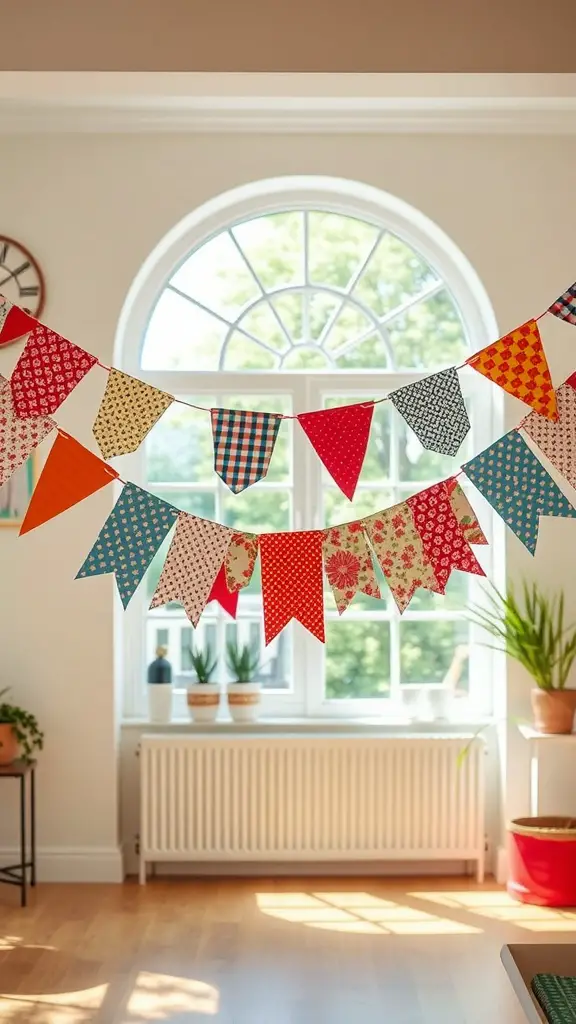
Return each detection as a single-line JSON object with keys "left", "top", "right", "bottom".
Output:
{"left": 115, "top": 176, "right": 502, "bottom": 722}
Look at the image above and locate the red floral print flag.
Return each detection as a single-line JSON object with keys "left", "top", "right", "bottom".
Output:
{"left": 322, "top": 521, "right": 381, "bottom": 614}
{"left": 10, "top": 323, "right": 97, "bottom": 418}
{"left": 407, "top": 481, "right": 486, "bottom": 591}
{"left": 297, "top": 402, "right": 374, "bottom": 501}
{"left": 363, "top": 503, "right": 442, "bottom": 612}
{"left": 260, "top": 530, "right": 325, "bottom": 644}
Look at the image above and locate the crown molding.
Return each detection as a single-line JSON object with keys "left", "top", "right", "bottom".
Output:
{"left": 1, "top": 73, "right": 576, "bottom": 134}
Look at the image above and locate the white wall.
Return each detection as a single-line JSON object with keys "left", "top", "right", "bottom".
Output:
{"left": 1, "top": 132, "right": 576, "bottom": 879}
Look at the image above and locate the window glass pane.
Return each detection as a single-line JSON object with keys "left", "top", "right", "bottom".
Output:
{"left": 221, "top": 489, "right": 290, "bottom": 534}
{"left": 324, "top": 488, "right": 394, "bottom": 527}
{"left": 397, "top": 422, "right": 472, "bottom": 484}
{"left": 171, "top": 231, "right": 261, "bottom": 320}
{"left": 146, "top": 401, "right": 215, "bottom": 483}
{"left": 232, "top": 212, "right": 304, "bottom": 289}
{"left": 400, "top": 620, "right": 470, "bottom": 691}
{"left": 336, "top": 334, "right": 391, "bottom": 370}
{"left": 224, "top": 331, "right": 279, "bottom": 370}
{"left": 155, "top": 628, "right": 168, "bottom": 648}
{"left": 406, "top": 571, "right": 470, "bottom": 613}
{"left": 142, "top": 290, "right": 226, "bottom": 371}
{"left": 322, "top": 304, "right": 378, "bottom": 359}
{"left": 386, "top": 289, "right": 467, "bottom": 370}
{"left": 325, "top": 621, "right": 391, "bottom": 699}
{"left": 308, "top": 212, "right": 379, "bottom": 289}
{"left": 353, "top": 232, "right": 439, "bottom": 320}
{"left": 181, "top": 627, "right": 193, "bottom": 671}
{"left": 283, "top": 346, "right": 331, "bottom": 370}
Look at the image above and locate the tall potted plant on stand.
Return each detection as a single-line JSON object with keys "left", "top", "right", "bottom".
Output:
{"left": 470, "top": 581, "right": 576, "bottom": 734}
{"left": 187, "top": 645, "right": 220, "bottom": 723}
{"left": 226, "top": 641, "right": 262, "bottom": 723}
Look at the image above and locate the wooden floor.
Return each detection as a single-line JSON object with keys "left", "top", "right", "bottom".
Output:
{"left": 0, "top": 876, "right": 575, "bottom": 1023}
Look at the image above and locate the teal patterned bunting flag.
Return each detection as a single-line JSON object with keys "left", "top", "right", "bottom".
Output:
{"left": 462, "top": 429, "right": 576, "bottom": 554}
{"left": 75, "top": 482, "right": 178, "bottom": 606}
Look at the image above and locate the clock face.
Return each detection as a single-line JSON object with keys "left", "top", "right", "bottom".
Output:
{"left": 0, "top": 236, "right": 45, "bottom": 342}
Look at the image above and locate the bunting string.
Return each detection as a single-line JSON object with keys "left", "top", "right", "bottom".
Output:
{"left": 2, "top": 276, "right": 576, "bottom": 644}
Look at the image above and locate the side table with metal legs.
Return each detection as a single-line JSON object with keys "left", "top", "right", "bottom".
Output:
{"left": 0, "top": 760, "right": 37, "bottom": 907}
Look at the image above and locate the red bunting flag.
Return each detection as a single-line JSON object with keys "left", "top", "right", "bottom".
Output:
{"left": 0, "top": 295, "right": 37, "bottom": 347}
{"left": 407, "top": 481, "right": 485, "bottom": 591}
{"left": 206, "top": 563, "right": 239, "bottom": 619}
{"left": 260, "top": 530, "right": 325, "bottom": 644}
{"left": 10, "top": 323, "right": 97, "bottom": 418}
{"left": 19, "top": 431, "right": 118, "bottom": 535}
{"left": 297, "top": 402, "right": 374, "bottom": 501}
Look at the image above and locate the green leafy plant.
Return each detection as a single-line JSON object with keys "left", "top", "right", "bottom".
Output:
{"left": 226, "top": 641, "right": 261, "bottom": 683}
{"left": 188, "top": 645, "right": 217, "bottom": 685}
{"left": 469, "top": 582, "right": 576, "bottom": 691}
{"left": 0, "top": 688, "right": 44, "bottom": 763}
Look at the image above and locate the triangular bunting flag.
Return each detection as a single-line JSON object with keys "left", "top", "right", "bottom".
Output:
{"left": 0, "top": 374, "right": 56, "bottom": 487}
{"left": 93, "top": 369, "right": 174, "bottom": 458}
{"left": 207, "top": 563, "right": 239, "bottom": 619}
{"left": 445, "top": 478, "right": 487, "bottom": 545}
{"left": 211, "top": 408, "right": 282, "bottom": 493}
{"left": 522, "top": 376, "right": 576, "bottom": 491}
{"left": 462, "top": 429, "right": 576, "bottom": 554}
{"left": 19, "top": 430, "right": 118, "bottom": 535}
{"left": 363, "top": 504, "right": 442, "bottom": 613}
{"left": 75, "top": 482, "right": 178, "bottom": 607}
{"left": 10, "top": 323, "right": 97, "bottom": 418}
{"left": 323, "top": 521, "right": 381, "bottom": 614}
{"left": 389, "top": 368, "right": 470, "bottom": 456}
{"left": 467, "top": 319, "right": 557, "bottom": 421}
{"left": 0, "top": 295, "right": 37, "bottom": 346}
{"left": 298, "top": 402, "right": 374, "bottom": 501}
{"left": 549, "top": 282, "right": 576, "bottom": 326}
{"left": 407, "top": 482, "right": 486, "bottom": 591}
{"left": 260, "top": 530, "right": 325, "bottom": 644}
{"left": 150, "top": 513, "right": 232, "bottom": 626}
{"left": 224, "top": 532, "right": 259, "bottom": 593}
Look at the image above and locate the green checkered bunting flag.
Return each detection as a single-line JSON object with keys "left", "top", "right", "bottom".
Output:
{"left": 75, "top": 482, "right": 178, "bottom": 607}
{"left": 211, "top": 408, "right": 282, "bottom": 494}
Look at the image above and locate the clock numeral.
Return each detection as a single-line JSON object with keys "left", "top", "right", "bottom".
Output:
{"left": 12, "top": 261, "right": 31, "bottom": 278}
{"left": 19, "top": 285, "right": 39, "bottom": 298}
{"left": 0, "top": 242, "right": 9, "bottom": 265}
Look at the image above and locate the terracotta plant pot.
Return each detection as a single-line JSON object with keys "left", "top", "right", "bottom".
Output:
{"left": 508, "top": 817, "right": 576, "bottom": 906}
{"left": 0, "top": 723, "right": 18, "bottom": 765}
{"left": 531, "top": 688, "right": 576, "bottom": 734}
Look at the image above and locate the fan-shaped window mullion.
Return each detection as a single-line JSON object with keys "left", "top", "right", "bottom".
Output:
{"left": 317, "top": 227, "right": 385, "bottom": 351}
{"left": 229, "top": 227, "right": 294, "bottom": 351}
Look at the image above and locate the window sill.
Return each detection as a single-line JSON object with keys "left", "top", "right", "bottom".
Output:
{"left": 121, "top": 716, "right": 494, "bottom": 737}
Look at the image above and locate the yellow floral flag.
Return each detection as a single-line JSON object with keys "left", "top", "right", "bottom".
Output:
{"left": 93, "top": 369, "right": 173, "bottom": 458}
{"left": 467, "top": 319, "right": 557, "bottom": 421}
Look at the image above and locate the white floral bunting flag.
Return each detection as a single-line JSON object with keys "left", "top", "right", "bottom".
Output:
{"left": 224, "top": 531, "right": 259, "bottom": 593}
{"left": 444, "top": 478, "right": 487, "bottom": 546}
{"left": 0, "top": 374, "right": 56, "bottom": 487}
{"left": 150, "top": 513, "right": 232, "bottom": 626}
{"left": 322, "top": 521, "right": 381, "bottom": 613}
{"left": 389, "top": 367, "right": 470, "bottom": 456}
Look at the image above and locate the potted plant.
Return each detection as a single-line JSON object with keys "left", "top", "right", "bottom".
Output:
{"left": 226, "top": 641, "right": 262, "bottom": 723}
{"left": 470, "top": 581, "right": 576, "bottom": 734}
{"left": 146, "top": 645, "right": 173, "bottom": 724}
{"left": 187, "top": 644, "right": 220, "bottom": 723}
{"left": 0, "top": 688, "right": 44, "bottom": 766}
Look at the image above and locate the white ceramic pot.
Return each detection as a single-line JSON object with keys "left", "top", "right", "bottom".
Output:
{"left": 187, "top": 683, "right": 220, "bottom": 723}
{"left": 147, "top": 683, "right": 173, "bottom": 724}
{"left": 227, "top": 682, "right": 261, "bottom": 723}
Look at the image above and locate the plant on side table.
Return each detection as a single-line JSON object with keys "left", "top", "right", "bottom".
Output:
{"left": 187, "top": 645, "right": 220, "bottom": 723}
{"left": 226, "top": 641, "right": 262, "bottom": 723}
{"left": 470, "top": 581, "right": 576, "bottom": 734}
{"left": 0, "top": 688, "right": 44, "bottom": 766}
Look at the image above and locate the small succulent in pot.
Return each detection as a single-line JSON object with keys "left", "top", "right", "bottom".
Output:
{"left": 0, "top": 688, "right": 44, "bottom": 766}
{"left": 187, "top": 644, "right": 220, "bottom": 723}
{"left": 226, "top": 641, "right": 262, "bottom": 723}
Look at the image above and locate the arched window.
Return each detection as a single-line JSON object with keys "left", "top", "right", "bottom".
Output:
{"left": 118, "top": 177, "right": 500, "bottom": 720}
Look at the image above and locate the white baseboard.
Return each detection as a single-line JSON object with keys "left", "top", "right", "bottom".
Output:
{"left": 125, "top": 853, "right": 480, "bottom": 879}
{"left": 496, "top": 845, "right": 508, "bottom": 885}
{"left": 0, "top": 845, "right": 124, "bottom": 883}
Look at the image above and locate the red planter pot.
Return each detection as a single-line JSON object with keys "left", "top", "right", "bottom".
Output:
{"left": 508, "top": 817, "right": 576, "bottom": 907}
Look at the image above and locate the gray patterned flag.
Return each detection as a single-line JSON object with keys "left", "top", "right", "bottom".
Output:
{"left": 389, "top": 367, "right": 470, "bottom": 456}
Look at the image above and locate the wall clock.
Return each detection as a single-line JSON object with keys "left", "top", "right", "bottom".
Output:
{"left": 0, "top": 235, "right": 45, "bottom": 346}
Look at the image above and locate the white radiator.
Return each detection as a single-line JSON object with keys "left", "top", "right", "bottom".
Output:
{"left": 139, "top": 734, "right": 485, "bottom": 882}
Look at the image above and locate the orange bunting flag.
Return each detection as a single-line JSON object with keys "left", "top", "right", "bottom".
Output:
{"left": 260, "top": 530, "right": 325, "bottom": 645}
{"left": 467, "top": 319, "right": 557, "bottom": 421}
{"left": 19, "top": 431, "right": 118, "bottom": 535}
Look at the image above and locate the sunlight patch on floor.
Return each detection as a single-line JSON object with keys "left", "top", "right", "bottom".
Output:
{"left": 410, "top": 891, "right": 576, "bottom": 931}
{"left": 126, "top": 972, "right": 219, "bottom": 1019}
{"left": 256, "top": 891, "right": 482, "bottom": 935}
{"left": 0, "top": 985, "right": 108, "bottom": 1024}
